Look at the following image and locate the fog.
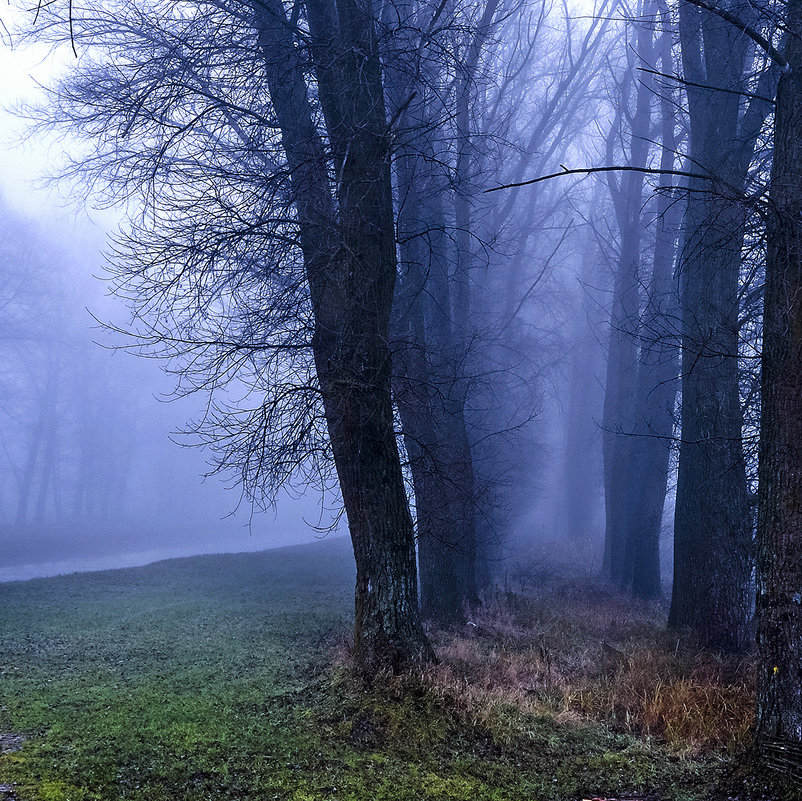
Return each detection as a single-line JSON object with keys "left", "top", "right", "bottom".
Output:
{"left": 0, "top": 0, "right": 800, "bottom": 786}
{"left": 0, "top": 172, "right": 334, "bottom": 583}
{"left": 0, "top": 214, "right": 335, "bottom": 581}
{"left": 0, "top": 0, "right": 633, "bottom": 585}
{"left": 0, "top": 0, "right": 776, "bottom": 642}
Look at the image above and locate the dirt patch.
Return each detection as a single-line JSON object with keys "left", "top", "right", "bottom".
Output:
{"left": 0, "top": 735, "right": 24, "bottom": 755}
{"left": 0, "top": 734, "right": 23, "bottom": 799}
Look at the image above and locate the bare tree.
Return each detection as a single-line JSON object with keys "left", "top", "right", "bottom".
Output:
{"left": 600, "top": 3, "right": 655, "bottom": 590}
{"left": 22, "top": 0, "right": 437, "bottom": 672}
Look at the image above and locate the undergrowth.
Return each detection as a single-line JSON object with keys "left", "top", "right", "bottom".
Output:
{"left": 417, "top": 565, "right": 754, "bottom": 754}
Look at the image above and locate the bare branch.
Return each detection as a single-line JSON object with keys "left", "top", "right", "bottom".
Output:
{"left": 485, "top": 165, "right": 714, "bottom": 193}
{"left": 681, "top": 0, "right": 788, "bottom": 70}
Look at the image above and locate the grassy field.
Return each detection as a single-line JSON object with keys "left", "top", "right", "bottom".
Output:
{"left": 0, "top": 537, "right": 795, "bottom": 800}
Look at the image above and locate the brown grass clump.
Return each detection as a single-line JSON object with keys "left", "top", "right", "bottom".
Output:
{"left": 415, "top": 550, "right": 755, "bottom": 754}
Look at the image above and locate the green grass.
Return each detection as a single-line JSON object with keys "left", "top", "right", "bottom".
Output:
{"left": 0, "top": 538, "right": 793, "bottom": 800}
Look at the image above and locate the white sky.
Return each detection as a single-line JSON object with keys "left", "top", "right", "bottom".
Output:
{"left": 0, "top": 7, "right": 77, "bottom": 216}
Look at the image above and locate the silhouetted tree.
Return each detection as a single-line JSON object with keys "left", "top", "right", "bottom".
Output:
{"left": 601, "top": 6, "right": 654, "bottom": 591}
{"left": 620, "top": 7, "right": 682, "bottom": 599}
{"left": 23, "top": 0, "right": 436, "bottom": 672}
{"left": 381, "top": 0, "right": 489, "bottom": 622}
{"left": 668, "top": 0, "right": 776, "bottom": 651}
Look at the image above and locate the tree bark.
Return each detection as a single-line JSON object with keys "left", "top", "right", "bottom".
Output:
{"left": 668, "top": 0, "right": 772, "bottom": 650}
{"left": 253, "top": 0, "right": 433, "bottom": 672}
{"left": 755, "top": 0, "right": 802, "bottom": 747}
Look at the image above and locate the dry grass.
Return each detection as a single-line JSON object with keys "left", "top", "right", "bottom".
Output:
{"left": 416, "top": 549, "right": 754, "bottom": 755}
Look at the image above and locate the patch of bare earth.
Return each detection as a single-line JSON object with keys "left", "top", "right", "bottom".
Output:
{"left": 0, "top": 733, "right": 24, "bottom": 800}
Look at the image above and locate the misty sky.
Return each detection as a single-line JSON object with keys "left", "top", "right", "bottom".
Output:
{"left": 0, "top": 14, "right": 335, "bottom": 581}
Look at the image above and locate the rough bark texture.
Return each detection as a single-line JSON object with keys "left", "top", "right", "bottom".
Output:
{"left": 755, "top": 0, "right": 802, "bottom": 747}
{"left": 254, "top": 0, "right": 433, "bottom": 672}
{"left": 668, "top": 0, "right": 773, "bottom": 650}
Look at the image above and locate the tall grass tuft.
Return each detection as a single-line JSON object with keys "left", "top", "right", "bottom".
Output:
{"left": 400, "top": 551, "right": 755, "bottom": 754}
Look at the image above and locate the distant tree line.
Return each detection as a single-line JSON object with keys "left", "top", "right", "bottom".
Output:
{"left": 0, "top": 207, "right": 134, "bottom": 531}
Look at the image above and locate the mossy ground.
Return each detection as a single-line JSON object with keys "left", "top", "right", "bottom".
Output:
{"left": 0, "top": 538, "right": 796, "bottom": 800}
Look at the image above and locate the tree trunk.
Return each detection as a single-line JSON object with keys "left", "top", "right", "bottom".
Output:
{"left": 668, "top": 1, "right": 766, "bottom": 650}
{"left": 624, "top": 26, "right": 681, "bottom": 598}
{"left": 392, "top": 182, "right": 477, "bottom": 622}
{"left": 755, "top": 0, "right": 802, "bottom": 747}
{"left": 601, "top": 206, "right": 641, "bottom": 587}
{"left": 35, "top": 350, "right": 61, "bottom": 524}
{"left": 16, "top": 349, "right": 59, "bottom": 527}
{"left": 253, "top": 0, "right": 433, "bottom": 672}
{"left": 669, "top": 178, "right": 751, "bottom": 651}
{"left": 382, "top": 1, "right": 479, "bottom": 621}
{"left": 602, "top": 16, "right": 652, "bottom": 587}
{"left": 560, "top": 229, "right": 605, "bottom": 543}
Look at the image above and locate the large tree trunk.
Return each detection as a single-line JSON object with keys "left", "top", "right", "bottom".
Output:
{"left": 755, "top": 0, "right": 802, "bottom": 748}
{"left": 253, "top": 0, "right": 433, "bottom": 673}
{"left": 669, "top": 178, "right": 751, "bottom": 652}
{"left": 668, "top": 1, "right": 771, "bottom": 650}
{"left": 392, "top": 178, "right": 477, "bottom": 622}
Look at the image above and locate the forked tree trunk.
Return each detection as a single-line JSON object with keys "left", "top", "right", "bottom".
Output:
{"left": 755, "top": 0, "right": 802, "bottom": 747}
{"left": 253, "top": 0, "right": 433, "bottom": 673}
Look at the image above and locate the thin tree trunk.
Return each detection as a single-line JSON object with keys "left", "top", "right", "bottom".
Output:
{"left": 16, "top": 351, "right": 59, "bottom": 527}
{"left": 560, "top": 229, "right": 605, "bottom": 543}
{"left": 450, "top": 0, "right": 499, "bottom": 598}
{"left": 624, "top": 24, "right": 681, "bottom": 598}
{"left": 602, "top": 17, "right": 652, "bottom": 587}
{"left": 35, "top": 351, "right": 61, "bottom": 524}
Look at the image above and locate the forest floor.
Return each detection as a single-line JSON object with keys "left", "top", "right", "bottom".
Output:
{"left": 0, "top": 536, "right": 797, "bottom": 801}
